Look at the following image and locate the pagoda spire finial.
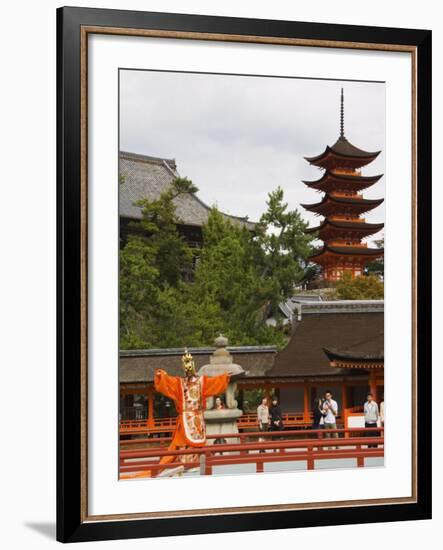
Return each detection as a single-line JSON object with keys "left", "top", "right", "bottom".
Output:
{"left": 340, "top": 88, "right": 345, "bottom": 138}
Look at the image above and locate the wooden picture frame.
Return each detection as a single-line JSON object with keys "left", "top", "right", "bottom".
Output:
{"left": 57, "top": 6, "right": 431, "bottom": 543}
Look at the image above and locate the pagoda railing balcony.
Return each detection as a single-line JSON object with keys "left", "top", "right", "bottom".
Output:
{"left": 327, "top": 240, "right": 367, "bottom": 247}
{"left": 329, "top": 191, "right": 362, "bottom": 199}
{"left": 328, "top": 215, "right": 365, "bottom": 222}
{"left": 331, "top": 168, "right": 361, "bottom": 177}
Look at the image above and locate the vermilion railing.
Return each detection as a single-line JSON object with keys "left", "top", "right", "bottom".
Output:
{"left": 120, "top": 416, "right": 176, "bottom": 435}
{"left": 119, "top": 427, "right": 384, "bottom": 477}
{"left": 238, "top": 411, "right": 313, "bottom": 427}
{"left": 120, "top": 426, "right": 371, "bottom": 448}
{"left": 119, "top": 411, "right": 344, "bottom": 436}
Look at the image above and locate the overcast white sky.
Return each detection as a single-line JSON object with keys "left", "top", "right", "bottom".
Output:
{"left": 120, "top": 69, "right": 385, "bottom": 242}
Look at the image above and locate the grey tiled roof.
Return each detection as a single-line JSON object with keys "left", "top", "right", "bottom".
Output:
{"left": 119, "top": 346, "right": 277, "bottom": 383}
{"left": 269, "top": 300, "right": 384, "bottom": 377}
{"left": 119, "top": 152, "right": 254, "bottom": 229}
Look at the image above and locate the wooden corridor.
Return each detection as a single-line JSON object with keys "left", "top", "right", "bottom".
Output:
{"left": 120, "top": 427, "right": 384, "bottom": 478}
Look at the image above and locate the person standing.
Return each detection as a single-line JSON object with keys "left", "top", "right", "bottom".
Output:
{"left": 214, "top": 396, "right": 225, "bottom": 410}
{"left": 312, "top": 397, "right": 326, "bottom": 436}
{"left": 269, "top": 397, "right": 284, "bottom": 439}
{"left": 322, "top": 391, "right": 339, "bottom": 447}
{"left": 364, "top": 393, "right": 380, "bottom": 448}
{"left": 257, "top": 397, "right": 269, "bottom": 452}
{"left": 121, "top": 350, "right": 230, "bottom": 479}
{"left": 380, "top": 399, "right": 385, "bottom": 427}
{"left": 213, "top": 397, "right": 227, "bottom": 447}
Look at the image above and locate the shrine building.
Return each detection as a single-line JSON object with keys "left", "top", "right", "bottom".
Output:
{"left": 119, "top": 299, "right": 384, "bottom": 431}
{"left": 119, "top": 151, "right": 254, "bottom": 249}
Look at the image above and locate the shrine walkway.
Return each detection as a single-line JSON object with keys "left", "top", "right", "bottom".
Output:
{"left": 182, "top": 455, "right": 384, "bottom": 477}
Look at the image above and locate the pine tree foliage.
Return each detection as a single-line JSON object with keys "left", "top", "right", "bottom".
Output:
{"left": 120, "top": 179, "right": 315, "bottom": 349}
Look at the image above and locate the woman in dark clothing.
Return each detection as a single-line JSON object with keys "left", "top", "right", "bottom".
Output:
{"left": 312, "top": 397, "right": 325, "bottom": 436}
{"left": 269, "top": 398, "right": 284, "bottom": 437}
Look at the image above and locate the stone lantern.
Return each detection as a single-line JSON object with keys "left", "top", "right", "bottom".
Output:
{"left": 197, "top": 334, "right": 245, "bottom": 444}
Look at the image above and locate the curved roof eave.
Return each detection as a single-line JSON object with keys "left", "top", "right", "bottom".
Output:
{"left": 305, "top": 144, "right": 381, "bottom": 165}
{"left": 302, "top": 172, "right": 383, "bottom": 187}
{"left": 305, "top": 220, "right": 384, "bottom": 234}
{"left": 309, "top": 245, "right": 385, "bottom": 259}
{"left": 301, "top": 195, "right": 384, "bottom": 212}
{"left": 323, "top": 346, "right": 384, "bottom": 362}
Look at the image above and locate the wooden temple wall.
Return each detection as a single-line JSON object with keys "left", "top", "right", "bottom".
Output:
{"left": 120, "top": 375, "right": 384, "bottom": 423}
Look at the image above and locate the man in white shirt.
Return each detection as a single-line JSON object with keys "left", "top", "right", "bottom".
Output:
{"left": 380, "top": 400, "right": 385, "bottom": 427}
{"left": 257, "top": 397, "right": 269, "bottom": 452}
{"left": 364, "top": 393, "right": 380, "bottom": 448}
{"left": 257, "top": 397, "right": 269, "bottom": 429}
{"left": 322, "top": 391, "right": 339, "bottom": 447}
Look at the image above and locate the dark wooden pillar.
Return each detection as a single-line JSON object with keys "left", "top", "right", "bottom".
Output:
{"left": 341, "top": 381, "right": 348, "bottom": 413}
{"left": 264, "top": 384, "right": 272, "bottom": 405}
{"left": 147, "top": 386, "right": 155, "bottom": 429}
{"left": 348, "top": 385, "right": 355, "bottom": 408}
{"left": 369, "top": 371, "right": 378, "bottom": 402}
{"left": 303, "top": 383, "right": 311, "bottom": 423}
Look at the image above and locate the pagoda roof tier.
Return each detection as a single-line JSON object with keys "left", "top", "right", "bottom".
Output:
{"left": 301, "top": 194, "right": 384, "bottom": 216}
{"left": 309, "top": 244, "right": 384, "bottom": 262}
{"left": 305, "top": 136, "right": 380, "bottom": 170}
{"left": 303, "top": 171, "right": 383, "bottom": 193}
{"left": 305, "top": 219, "right": 384, "bottom": 240}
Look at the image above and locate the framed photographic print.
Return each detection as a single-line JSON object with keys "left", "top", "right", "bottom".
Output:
{"left": 57, "top": 6, "right": 432, "bottom": 543}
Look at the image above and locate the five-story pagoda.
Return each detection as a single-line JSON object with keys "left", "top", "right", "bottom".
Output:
{"left": 301, "top": 89, "right": 384, "bottom": 282}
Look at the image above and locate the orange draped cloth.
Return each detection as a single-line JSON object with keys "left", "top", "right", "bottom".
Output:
{"left": 121, "top": 369, "right": 229, "bottom": 479}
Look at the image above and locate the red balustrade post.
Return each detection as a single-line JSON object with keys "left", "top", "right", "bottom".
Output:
{"left": 343, "top": 408, "right": 350, "bottom": 438}
{"left": 356, "top": 445, "right": 364, "bottom": 467}
{"left": 307, "top": 444, "right": 314, "bottom": 470}
{"left": 204, "top": 451, "right": 212, "bottom": 475}
{"left": 239, "top": 433, "right": 247, "bottom": 456}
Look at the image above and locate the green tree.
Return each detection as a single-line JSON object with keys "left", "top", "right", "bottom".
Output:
{"left": 135, "top": 177, "right": 197, "bottom": 287}
{"left": 299, "top": 263, "right": 321, "bottom": 288}
{"left": 334, "top": 272, "right": 384, "bottom": 300}
{"left": 190, "top": 208, "right": 284, "bottom": 346}
{"left": 188, "top": 188, "right": 315, "bottom": 347}
{"left": 254, "top": 186, "right": 313, "bottom": 318}
{"left": 119, "top": 182, "right": 315, "bottom": 350}
{"left": 119, "top": 178, "right": 198, "bottom": 349}
{"left": 365, "top": 237, "right": 384, "bottom": 277}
